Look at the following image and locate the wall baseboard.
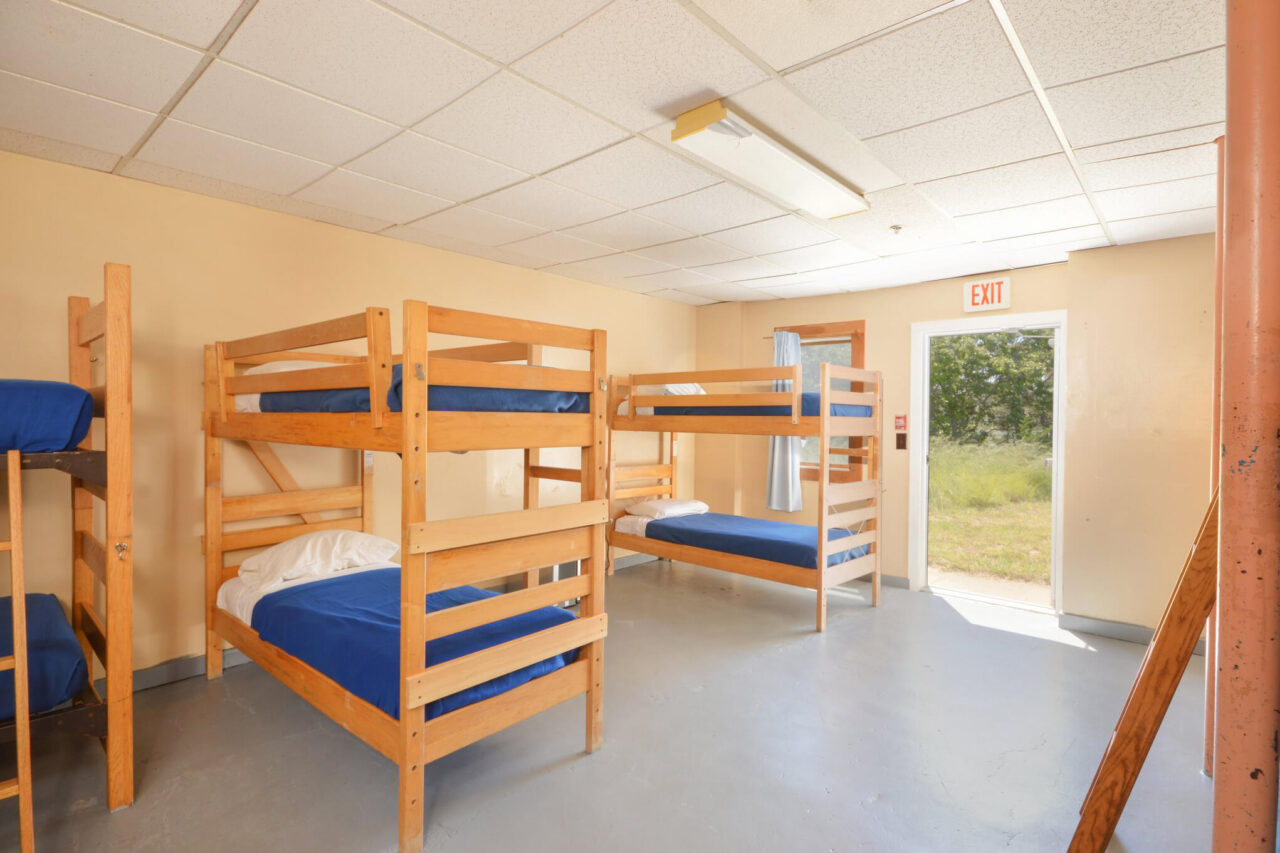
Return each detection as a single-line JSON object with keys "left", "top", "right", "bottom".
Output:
{"left": 1059, "top": 612, "right": 1205, "bottom": 656}
{"left": 98, "top": 648, "right": 252, "bottom": 696}
{"left": 612, "top": 553, "right": 661, "bottom": 571}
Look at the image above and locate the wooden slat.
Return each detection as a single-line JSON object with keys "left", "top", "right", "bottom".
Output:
{"left": 828, "top": 390, "right": 878, "bottom": 406}
{"left": 222, "top": 312, "right": 367, "bottom": 359}
{"left": 428, "top": 358, "right": 592, "bottom": 392}
{"left": 426, "top": 527, "right": 593, "bottom": 593}
{"left": 216, "top": 413, "right": 402, "bottom": 453}
{"left": 825, "top": 365, "right": 879, "bottom": 384}
{"left": 409, "top": 499, "right": 606, "bottom": 555}
{"left": 0, "top": 542, "right": 8, "bottom": 553}
{"left": 406, "top": 614, "right": 607, "bottom": 709}
{"left": 426, "top": 305, "right": 595, "bottom": 350}
{"left": 612, "top": 414, "right": 822, "bottom": 437}
{"left": 78, "top": 603, "right": 108, "bottom": 669}
{"left": 220, "top": 517, "right": 364, "bottom": 552}
{"left": 826, "top": 530, "right": 877, "bottom": 557}
{"left": 613, "top": 483, "right": 671, "bottom": 500}
{"left": 528, "top": 465, "right": 581, "bottom": 483}
{"left": 830, "top": 447, "right": 871, "bottom": 458}
{"left": 828, "top": 416, "right": 878, "bottom": 437}
{"left": 246, "top": 441, "right": 361, "bottom": 527}
{"left": 424, "top": 574, "right": 589, "bottom": 641}
{"left": 613, "top": 463, "right": 673, "bottom": 482}
{"left": 77, "top": 300, "right": 106, "bottom": 345}
{"left": 629, "top": 366, "right": 795, "bottom": 386}
{"left": 828, "top": 479, "right": 878, "bottom": 504}
{"left": 233, "top": 351, "right": 364, "bottom": 365}
{"left": 79, "top": 531, "right": 107, "bottom": 586}
{"left": 222, "top": 485, "right": 363, "bottom": 522}
{"left": 226, "top": 363, "right": 367, "bottom": 395}
{"left": 0, "top": 778, "right": 17, "bottom": 800}
{"left": 430, "top": 341, "right": 532, "bottom": 363}
{"left": 827, "top": 505, "right": 876, "bottom": 528}
{"left": 610, "top": 530, "right": 820, "bottom": 590}
{"left": 421, "top": 660, "right": 588, "bottom": 764}
{"left": 0, "top": 656, "right": 13, "bottom": 672}
{"left": 631, "top": 392, "right": 792, "bottom": 408}
{"left": 827, "top": 552, "right": 879, "bottom": 586}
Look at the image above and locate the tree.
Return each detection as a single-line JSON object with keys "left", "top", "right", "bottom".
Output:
{"left": 928, "top": 330, "right": 1054, "bottom": 446}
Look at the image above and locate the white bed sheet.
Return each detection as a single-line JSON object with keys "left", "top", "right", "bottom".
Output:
{"left": 613, "top": 515, "right": 651, "bottom": 537}
{"left": 216, "top": 561, "right": 398, "bottom": 624}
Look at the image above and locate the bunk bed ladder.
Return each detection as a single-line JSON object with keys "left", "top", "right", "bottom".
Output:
{"left": 2, "top": 450, "right": 36, "bottom": 852}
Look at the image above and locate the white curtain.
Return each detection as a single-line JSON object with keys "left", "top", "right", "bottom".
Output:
{"left": 766, "top": 331, "right": 803, "bottom": 511}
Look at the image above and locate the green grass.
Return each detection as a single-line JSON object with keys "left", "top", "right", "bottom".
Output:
{"left": 927, "top": 440, "right": 1052, "bottom": 584}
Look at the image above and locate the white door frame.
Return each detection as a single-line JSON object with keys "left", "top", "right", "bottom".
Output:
{"left": 906, "top": 310, "right": 1067, "bottom": 610}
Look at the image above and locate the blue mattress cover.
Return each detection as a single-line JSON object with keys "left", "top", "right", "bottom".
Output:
{"left": 260, "top": 363, "right": 589, "bottom": 415}
{"left": 0, "top": 594, "right": 89, "bottom": 719}
{"left": 644, "top": 512, "right": 870, "bottom": 569}
{"left": 0, "top": 379, "right": 94, "bottom": 454}
{"left": 655, "top": 391, "right": 870, "bottom": 418}
{"left": 251, "top": 568, "right": 579, "bottom": 720}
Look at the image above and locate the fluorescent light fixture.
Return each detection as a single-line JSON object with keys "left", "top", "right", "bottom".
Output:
{"left": 672, "top": 100, "right": 869, "bottom": 220}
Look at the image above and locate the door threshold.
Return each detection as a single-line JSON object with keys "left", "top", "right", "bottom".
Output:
{"left": 927, "top": 584, "right": 1056, "bottom": 616}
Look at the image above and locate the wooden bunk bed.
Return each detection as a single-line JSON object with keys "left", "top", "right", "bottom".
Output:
{"left": 0, "top": 263, "right": 134, "bottom": 817}
{"left": 608, "top": 360, "right": 882, "bottom": 632}
{"left": 203, "top": 303, "right": 608, "bottom": 853}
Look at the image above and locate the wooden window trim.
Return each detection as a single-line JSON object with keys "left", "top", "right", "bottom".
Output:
{"left": 774, "top": 321, "right": 866, "bottom": 483}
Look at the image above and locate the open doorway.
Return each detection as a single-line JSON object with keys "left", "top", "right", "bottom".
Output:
{"left": 907, "top": 311, "right": 1066, "bottom": 610}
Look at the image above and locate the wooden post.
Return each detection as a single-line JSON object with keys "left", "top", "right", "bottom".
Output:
{"left": 581, "top": 330, "right": 607, "bottom": 753}
{"left": 1204, "top": 134, "right": 1225, "bottom": 778}
{"left": 1213, "top": 0, "right": 1280, "bottom": 847}
{"left": 203, "top": 346, "right": 224, "bottom": 679}
{"left": 7, "top": 451, "right": 35, "bottom": 853}
{"left": 872, "top": 371, "right": 882, "bottom": 607}
{"left": 68, "top": 295, "right": 95, "bottom": 684}
{"left": 398, "top": 300, "right": 429, "bottom": 853}
{"left": 523, "top": 345, "right": 543, "bottom": 588}
{"left": 815, "top": 363, "right": 831, "bottom": 632}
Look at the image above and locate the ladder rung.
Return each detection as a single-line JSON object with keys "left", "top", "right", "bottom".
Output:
{"left": 0, "top": 655, "right": 13, "bottom": 672}
{"left": 0, "top": 777, "right": 18, "bottom": 800}
{"left": 0, "top": 541, "right": 10, "bottom": 552}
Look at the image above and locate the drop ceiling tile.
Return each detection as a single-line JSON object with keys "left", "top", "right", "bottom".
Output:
{"left": 546, "top": 253, "right": 674, "bottom": 285}
{"left": 383, "top": 0, "right": 609, "bottom": 63}
{"left": 418, "top": 72, "right": 626, "bottom": 174}
{"left": 222, "top": 0, "right": 495, "bottom": 125}
{"left": 692, "top": 256, "right": 788, "bottom": 283}
{"left": 1082, "top": 143, "right": 1217, "bottom": 192}
{"left": 1074, "top": 123, "right": 1223, "bottom": 164}
{"left": 678, "top": 281, "right": 777, "bottom": 302}
{"left": 0, "top": 0, "right": 203, "bottom": 111}
{"left": 837, "top": 245, "right": 1006, "bottom": 291}
{"left": 637, "top": 184, "right": 783, "bottom": 233}
{"left": 707, "top": 216, "right": 835, "bottom": 255}
{"left": 293, "top": 169, "right": 450, "bottom": 224}
{"left": 346, "top": 132, "right": 526, "bottom": 202}
{"left": 758, "top": 280, "right": 851, "bottom": 299}
{"left": 956, "top": 195, "right": 1097, "bottom": 242}
{"left": 726, "top": 80, "right": 903, "bottom": 194}
{"left": 632, "top": 237, "right": 746, "bottom": 268}
{"left": 786, "top": 1, "right": 1028, "bottom": 139}
{"left": 470, "top": 179, "right": 622, "bottom": 230}
{"left": 0, "top": 128, "right": 120, "bottom": 172}
{"left": 1093, "top": 174, "right": 1217, "bottom": 221}
{"left": 74, "top": 0, "right": 243, "bottom": 48}
{"left": 381, "top": 225, "right": 526, "bottom": 261}
{"left": 626, "top": 268, "right": 718, "bottom": 290}
{"left": 1108, "top": 207, "right": 1215, "bottom": 244}
{"left": 917, "top": 155, "right": 1082, "bottom": 217}
{"left": 563, "top": 211, "right": 692, "bottom": 252}
{"left": 982, "top": 225, "right": 1107, "bottom": 253}
{"left": 761, "top": 239, "right": 876, "bottom": 273}
{"left": 0, "top": 70, "right": 153, "bottom": 155}
{"left": 512, "top": 0, "right": 765, "bottom": 131}
{"left": 136, "top": 119, "right": 330, "bottom": 195}
{"left": 650, "top": 289, "right": 715, "bottom": 306}
{"left": 1001, "top": 0, "right": 1224, "bottom": 87}
{"left": 866, "top": 94, "right": 1061, "bottom": 184}
{"left": 825, "top": 185, "right": 964, "bottom": 256}
{"left": 172, "top": 61, "right": 397, "bottom": 165}
{"left": 1047, "top": 49, "right": 1225, "bottom": 149}
{"left": 501, "top": 232, "right": 614, "bottom": 265}
{"left": 544, "top": 138, "right": 718, "bottom": 209}
{"left": 407, "top": 205, "right": 543, "bottom": 246}
{"left": 688, "top": 0, "right": 949, "bottom": 71}
{"left": 995, "top": 245, "right": 1072, "bottom": 270}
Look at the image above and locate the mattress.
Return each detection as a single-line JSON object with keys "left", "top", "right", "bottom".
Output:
{"left": 229, "top": 567, "right": 579, "bottom": 720}
{"left": 253, "top": 363, "right": 589, "bottom": 415}
{"left": 0, "top": 379, "right": 94, "bottom": 454}
{"left": 639, "top": 512, "right": 870, "bottom": 569}
{"left": 654, "top": 391, "right": 870, "bottom": 418}
{"left": 0, "top": 593, "right": 89, "bottom": 719}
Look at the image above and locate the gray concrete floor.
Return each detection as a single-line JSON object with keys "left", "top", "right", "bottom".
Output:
{"left": 1, "top": 561, "right": 1210, "bottom": 852}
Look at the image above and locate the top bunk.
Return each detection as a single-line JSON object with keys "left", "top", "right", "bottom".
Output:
{"left": 205, "top": 300, "right": 606, "bottom": 454}
{"left": 1, "top": 263, "right": 132, "bottom": 490}
{"left": 609, "top": 363, "right": 881, "bottom": 439}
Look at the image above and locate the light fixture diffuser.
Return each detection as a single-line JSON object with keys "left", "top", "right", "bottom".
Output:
{"left": 672, "top": 100, "right": 869, "bottom": 220}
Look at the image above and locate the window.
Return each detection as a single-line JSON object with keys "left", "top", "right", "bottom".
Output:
{"left": 773, "top": 321, "right": 865, "bottom": 482}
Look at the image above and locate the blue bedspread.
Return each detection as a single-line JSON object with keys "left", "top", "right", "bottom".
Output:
{"left": 251, "top": 569, "right": 579, "bottom": 720}
{"left": 644, "top": 512, "right": 870, "bottom": 569}
{"left": 655, "top": 391, "right": 870, "bottom": 418}
{"left": 260, "top": 363, "right": 589, "bottom": 415}
{"left": 0, "top": 380, "right": 94, "bottom": 453}
{"left": 0, "top": 594, "right": 88, "bottom": 719}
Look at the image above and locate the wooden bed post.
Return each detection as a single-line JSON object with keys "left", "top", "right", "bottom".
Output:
{"left": 6, "top": 451, "right": 35, "bottom": 853}
{"left": 67, "top": 295, "right": 95, "bottom": 684}
{"left": 815, "top": 363, "right": 831, "bottom": 632}
{"left": 204, "top": 346, "right": 224, "bottom": 680}
{"left": 102, "top": 263, "right": 134, "bottom": 810}
{"left": 399, "top": 300, "right": 429, "bottom": 853}
{"left": 583, "top": 329, "right": 607, "bottom": 752}
{"left": 872, "top": 371, "right": 883, "bottom": 606}
{"left": 523, "top": 345, "right": 543, "bottom": 588}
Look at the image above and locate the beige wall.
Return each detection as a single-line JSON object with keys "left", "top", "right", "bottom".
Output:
{"left": 694, "top": 235, "right": 1215, "bottom": 629}
{"left": 0, "top": 152, "right": 697, "bottom": 670}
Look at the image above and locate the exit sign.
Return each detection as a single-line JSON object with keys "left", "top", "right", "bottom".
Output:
{"left": 964, "top": 277, "right": 1011, "bottom": 312}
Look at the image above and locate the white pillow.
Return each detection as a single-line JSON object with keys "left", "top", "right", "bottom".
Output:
{"left": 234, "top": 361, "right": 328, "bottom": 413}
{"left": 238, "top": 529, "right": 399, "bottom": 590}
{"left": 625, "top": 498, "right": 709, "bottom": 519}
{"left": 663, "top": 383, "right": 706, "bottom": 396}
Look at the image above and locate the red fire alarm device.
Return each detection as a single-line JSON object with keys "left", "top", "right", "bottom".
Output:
{"left": 894, "top": 414, "right": 907, "bottom": 431}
